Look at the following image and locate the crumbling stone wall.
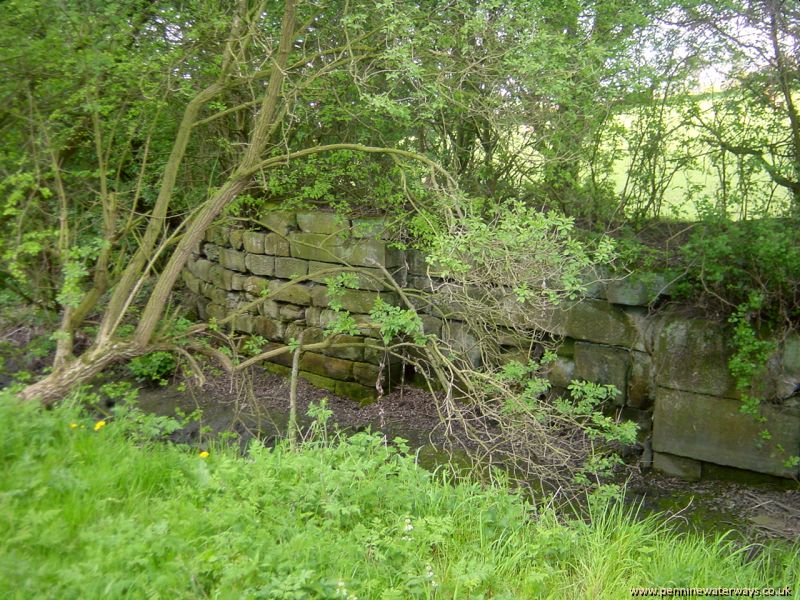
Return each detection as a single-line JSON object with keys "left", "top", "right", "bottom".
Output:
{"left": 181, "top": 210, "right": 800, "bottom": 481}
{"left": 182, "top": 210, "right": 406, "bottom": 403}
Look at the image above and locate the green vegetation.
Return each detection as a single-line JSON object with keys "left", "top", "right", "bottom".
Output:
{"left": 1, "top": 0, "right": 799, "bottom": 592}
{"left": 128, "top": 351, "right": 178, "bottom": 386}
{"left": 0, "top": 392, "right": 797, "bottom": 599}
{"left": 0, "top": 0, "right": 795, "bottom": 402}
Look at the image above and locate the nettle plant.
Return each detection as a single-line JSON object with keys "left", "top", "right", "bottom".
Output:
{"left": 128, "top": 351, "right": 177, "bottom": 387}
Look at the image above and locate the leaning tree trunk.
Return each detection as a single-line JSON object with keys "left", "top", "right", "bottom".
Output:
{"left": 18, "top": 341, "right": 143, "bottom": 405}
{"left": 18, "top": 0, "right": 298, "bottom": 406}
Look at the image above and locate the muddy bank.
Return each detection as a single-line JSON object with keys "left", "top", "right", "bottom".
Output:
{"left": 136, "top": 369, "right": 449, "bottom": 451}
{"left": 133, "top": 369, "right": 800, "bottom": 545}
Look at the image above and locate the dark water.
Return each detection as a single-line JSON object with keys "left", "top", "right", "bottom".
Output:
{"left": 135, "top": 384, "right": 459, "bottom": 470}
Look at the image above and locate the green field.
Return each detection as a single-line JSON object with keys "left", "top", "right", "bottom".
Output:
{"left": 607, "top": 98, "right": 794, "bottom": 220}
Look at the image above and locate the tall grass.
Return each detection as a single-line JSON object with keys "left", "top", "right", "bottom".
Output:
{"left": 0, "top": 391, "right": 797, "bottom": 599}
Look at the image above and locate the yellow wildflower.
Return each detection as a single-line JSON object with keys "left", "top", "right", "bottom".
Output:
{"left": 199, "top": 451, "right": 210, "bottom": 459}
{"left": 69, "top": 423, "right": 78, "bottom": 429}
{"left": 93, "top": 420, "right": 106, "bottom": 431}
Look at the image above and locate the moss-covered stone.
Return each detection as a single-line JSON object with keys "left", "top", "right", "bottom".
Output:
{"left": 263, "top": 361, "right": 292, "bottom": 377}
{"left": 305, "top": 261, "right": 395, "bottom": 291}
{"left": 229, "top": 229, "right": 244, "bottom": 250}
{"left": 783, "top": 334, "right": 800, "bottom": 374}
{"left": 242, "top": 231, "right": 266, "bottom": 254}
{"left": 261, "top": 210, "right": 297, "bottom": 236}
{"left": 209, "top": 265, "right": 233, "bottom": 290}
{"left": 217, "top": 265, "right": 234, "bottom": 290}
{"left": 268, "top": 280, "right": 312, "bottom": 305}
{"left": 408, "top": 275, "right": 434, "bottom": 293}
{"left": 306, "top": 306, "right": 371, "bottom": 331}
{"left": 243, "top": 276, "right": 269, "bottom": 295}
{"left": 299, "top": 371, "right": 339, "bottom": 395}
{"left": 245, "top": 254, "right": 274, "bottom": 276}
{"left": 442, "top": 321, "right": 482, "bottom": 368}
{"left": 548, "top": 357, "right": 575, "bottom": 389}
{"left": 574, "top": 342, "right": 629, "bottom": 406}
{"left": 652, "top": 387, "right": 800, "bottom": 478}
{"left": 297, "top": 211, "right": 349, "bottom": 234}
{"left": 210, "top": 287, "right": 228, "bottom": 305}
{"left": 605, "top": 272, "right": 670, "bottom": 306}
{"left": 512, "top": 303, "right": 567, "bottom": 337}
{"left": 257, "top": 299, "right": 280, "bottom": 319}
{"left": 196, "top": 297, "right": 209, "bottom": 320}
{"left": 351, "top": 216, "right": 389, "bottom": 239}
{"left": 262, "top": 342, "right": 293, "bottom": 368}
{"left": 264, "top": 233, "right": 291, "bottom": 256}
{"left": 334, "top": 380, "right": 378, "bottom": 404}
{"left": 623, "top": 306, "right": 651, "bottom": 352}
{"left": 352, "top": 361, "right": 402, "bottom": 388}
{"left": 324, "top": 334, "right": 365, "bottom": 361}
{"left": 310, "top": 286, "right": 396, "bottom": 313}
{"left": 653, "top": 317, "right": 737, "bottom": 398}
{"left": 220, "top": 248, "right": 246, "bottom": 272}
{"left": 219, "top": 270, "right": 238, "bottom": 291}
{"left": 199, "top": 282, "right": 215, "bottom": 300}
{"left": 556, "top": 338, "right": 576, "bottom": 358}
{"left": 225, "top": 293, "right": 244, "bottom": 311}
{"left": 564, "top": 299, "right": 638, "bottom": 348}
{"left": 342, "top": 239, "right": 404, "bottom": 269}
{"left": 290, "top": 233, "right": 402, "bottom": 267}
{"left": 406, "top": 249, "right": 428, "bottom": 276}
{"left": 274, "top": 257, "right": 309, "bottom": 279}
{"left": 181, "top": 270, "right": 201, "bottom": 294}
{"left": 653, "top": 452, "right": 702, "bottom": 481}
{"left": 206, "top": 303, "right": 226, "bottom": 320}
{"left": 363, "top": 339, "right": 390, "bottom": 365}
{"left": 203, "top": 243, "right": 221, "bottom": 262}
{"left": 205, "top": 225, "right": 229, "bottom": 246}
{"left": 188, "top": 258, "right": 213, "bottom": 282}
{"left": 231, "top": 273, "right": 247, "bottom": 291}
{"left": 420, "top": 315, "right": 442, "bottom": 337}
{"left": 580, "top": 268, "right": 607, "bottom": 300}
{"left": 233, "top": 315, "right": 256, "bottom": 334}
{"left": 305, "top": 260, "right": 347, "bottom": 282}
{"left": 285, "top": 324, "right": 323, "bottom": 345}
{"left": 406, "top": 248, "right": 447, "bottom": 278}
{"left": 305, "top": 306, "right": 323, "bottom": 327}
{"left": 352, "top": 361, "right": 381, "bottom": 387}
{"left": 289, "top": 232, "right": 344, "bottom": 263}
{"left": 300, "top": 351, "right": 353, "bottom": 380}
{"left": 278, "top": 303, "right": 305, "bottom": 321}
{"left": 254, "top": 317, "right": 284, "bottom": 341}
{"left": 489, "top": 349, "right": 525, "bottom": 368}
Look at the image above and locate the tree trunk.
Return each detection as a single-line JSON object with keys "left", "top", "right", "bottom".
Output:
{"left": 17, "top": 0, "right": 299, "bottom": 406}
{"left": 19, "top": 342, "right": 142, "bottom": 406}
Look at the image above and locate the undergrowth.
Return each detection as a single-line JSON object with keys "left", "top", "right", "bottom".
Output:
{"left": 0, "top": 391, "right": 797, "bottom": 599}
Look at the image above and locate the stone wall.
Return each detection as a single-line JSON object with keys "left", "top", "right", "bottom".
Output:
{"left": 182, "top": 210, "right": 408, "bottom": 403}
{"left": 182, "top": 210, "right": 800, "bottom": 481}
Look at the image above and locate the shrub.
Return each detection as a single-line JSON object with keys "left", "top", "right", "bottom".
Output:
{"left": 677, "top": 217, "right": 800, "bottom": 327}
{"left": 128, "top": 351, "right": 177, "bottom": 386}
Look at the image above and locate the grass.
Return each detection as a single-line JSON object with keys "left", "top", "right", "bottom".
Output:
{"left": 0, "top": 390, "right": 798, "bottom": 599}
